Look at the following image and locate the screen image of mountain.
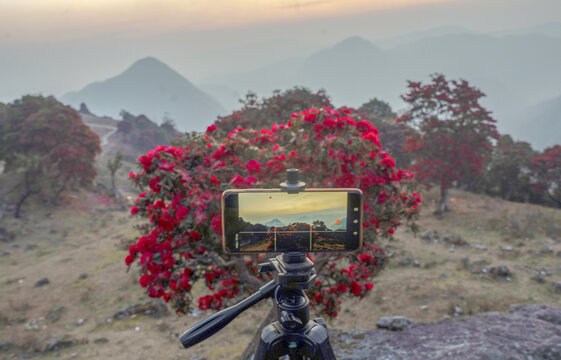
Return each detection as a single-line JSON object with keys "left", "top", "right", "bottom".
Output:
{"left": 235, "top": 192, "right": 348, "bottom": 251}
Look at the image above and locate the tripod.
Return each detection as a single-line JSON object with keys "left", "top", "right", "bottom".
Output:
{"left": 180, "top": 169, "right": 337, "bottom": 359}
{"left": 180, "top": 252, "right": 337, "bottom": 359}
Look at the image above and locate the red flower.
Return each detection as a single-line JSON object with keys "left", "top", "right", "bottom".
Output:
{"left": 130, "top": 206, "right": 140, "bottom": 215}
{"left": 125, "top": 254, "right": 135, "bottom": 266}
{"left": 245, "top": 159, "right": 262, "bottom": 175}
{"left": 206, "top": 124, "right": 217, "bottom": 133}
{"left": 211, "top": 215, "right": 222, "bottom": 235}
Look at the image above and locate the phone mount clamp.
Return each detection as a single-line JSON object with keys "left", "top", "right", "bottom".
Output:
{"left": 179, "top": 169, "right": 337, "bottom": 359}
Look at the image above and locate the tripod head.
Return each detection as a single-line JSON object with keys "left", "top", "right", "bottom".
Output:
{"left": 179, "top": 252, "right": 316, "bottom": 348}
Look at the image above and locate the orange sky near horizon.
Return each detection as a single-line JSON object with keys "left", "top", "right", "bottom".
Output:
{"left": 0, "top": 0, "right": 453, "bottom": 41}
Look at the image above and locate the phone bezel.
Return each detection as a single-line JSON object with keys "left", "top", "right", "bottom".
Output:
{"left": 221, "top": 188, "right": 363, "bottom": 254}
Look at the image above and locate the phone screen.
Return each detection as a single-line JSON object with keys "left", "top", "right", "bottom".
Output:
{"left": 222, "top": 189, "right": 362, "bottom": 253}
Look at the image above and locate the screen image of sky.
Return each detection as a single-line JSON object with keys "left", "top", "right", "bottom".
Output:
{"left": 238, "top": 191, "right": 347, "bottom": 228}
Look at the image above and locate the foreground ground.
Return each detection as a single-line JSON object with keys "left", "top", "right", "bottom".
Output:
{"left": 1, "top": 165, "right": 561, "bottom": 359}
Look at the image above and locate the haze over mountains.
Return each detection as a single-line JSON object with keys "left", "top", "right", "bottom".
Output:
{"left": 3, "top": 20, "right": 560, "bottom": 147}
{"left": 203, "top": 30, "right": 561, "bottom": 148}
{"left": 63, "top": 57, "right": 225, "bottom": 131}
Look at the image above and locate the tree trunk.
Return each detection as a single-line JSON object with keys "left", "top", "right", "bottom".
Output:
{"left": 14, "top": 189, "right": 32, "bottom": 218}
{"left": 434, "top": 187, "right": 450, "bottom": 216}
{"left": 546, "top": 191, "right": 561, "bottom": 209}
{"left": 240, "top": 306, "right": 276, "bottom": 360}
{"left": 111, "top": 172, "right": 116, "bottom": 192}
{"left": 15, "top": 172, "right": 35, "bottom": 218}
{"left": 50, "top": 177, "right": 68, "bottom": 205}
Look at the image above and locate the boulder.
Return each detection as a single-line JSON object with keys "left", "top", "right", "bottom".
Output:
{"left": 35, "top": 335, "right": 87, "bottom": 352}
{"left": 34, "top": 278, "right": 50, "bottom": 287}
{"left": 376, "top": 316, "right": 415, "bottom": 331}
{"left": 442, "top": 234, "right": 470, "bottom": 247}
{"left": 330, "top": 304, "right": 561, "bottom": 359}
{"left": 112, "top": 299, "right": 168, "bottom": 320}
{"left": 489, "top": 265, "right": 512, "bottom": 280}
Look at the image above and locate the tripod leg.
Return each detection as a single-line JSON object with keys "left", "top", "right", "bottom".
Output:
{"left": 254, "top": 323, "right": 282, "bottom": 360}
{"left": 306, "top": 322, "right": 337, "bottom": 360}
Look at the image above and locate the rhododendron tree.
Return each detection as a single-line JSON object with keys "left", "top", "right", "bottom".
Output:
{"left": 1, "top": 95, "right": 101, "bottom": 209}
{"left": 531, "top": 145, "right": 561, "bottom": 208}
{"left": 126, "top": 106, "right": 421, "bottom": 322}
{"left": 213, "top": 87, "right": 332, "bottom": 133}
{"left": 398, "top": 74, "right": 499, "bottom": 215}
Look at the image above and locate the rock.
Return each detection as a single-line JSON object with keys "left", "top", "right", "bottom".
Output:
{"left": 489, "top": 265, "right": 512, "bottom": 279}
{"left": 330, "top": 305, "right": 561, "bottom": 359}
{"left": 94, "top": 338, "right": 109, "bottom": 344}
{"left": 191, "top": 308, "right": 202, "bottom": 318}
{"left": 443, "top": 234, "right": 470, "bottom": 247}
{"left": 552, "top": 282, "right": 561, "bottom": 294}
{"left": 0, "top": 227, "right": 14, "bottom": 243}
{"left": 423, "top": 261, "right": 438, "bottom": 269}
{"left": 557, "top": 250, "right": 561, "bottom": 258}
{"left": 469, "top": 259, "right": 491, "bottom": 274}
{"left": 78, "top": 273, "right": 89, "bottom": 280}
{"left": 499, "top": 245, "right": 520, "bottom": 257}
{"left": 398, "top": 255, "right": 417, "bottom": 267}
{"left": 533, "top": 267, "right": 552, "bottom": 283}
{"left": 0, "top": 340, "right": 16, "bottom": 351}
{"left": 112, "top": 299, "right": 169, "bottom": 320}
{"left": 37, "top": 335, "right": 86, "bottom": 352}
{"left": 75, "top": 318, "right": 86, "bottom": 326}
{"left": 538, "top": 246, "right": 555, "bottom": 255}
{"left": 34, "top": 278, "right": 50, "bottom": 287}
{"left": 421, "top": 230, "right": 442, "bottom": 244}
{"left": 376, "top": 316, "right": 415, "bottom": 331}
{"left": 2, "top": 250, "right": 10, "bottom": 256}
{"left": 420, "top": 305, "right": 429, "bottom": 311}
{"left": 46, "top": 306, "right": 65, "bottom": 322}
{"left": 509, "top": 304, "right": 561, "bottom": 326}
{"left": 453, "top": 306, "right": 463, "bottom": 317}
{"left": 459, "top": 256, "right": 470, "bottom": 270}
{"left": 24, "top": 243, "right": 37, "bottom": 251}
{"left": 471, "top": 243, "right": 487, "bottom": 251}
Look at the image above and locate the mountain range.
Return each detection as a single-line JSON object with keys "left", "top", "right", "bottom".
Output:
{"left": 62, "top": 57, "right": 225, "bottom": 131}
{"left": 202, "top": 32, "right": 561, "bottom": 148}
{"left": 53, "top": 25, "right": 561, "bottom": 148}
{"left": 510, "top": 95, "right": 561, "bottom": 150}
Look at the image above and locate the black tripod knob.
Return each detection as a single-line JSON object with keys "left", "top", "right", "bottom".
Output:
{"left": 280, "top": 310, "right": 303, "bottom": 329}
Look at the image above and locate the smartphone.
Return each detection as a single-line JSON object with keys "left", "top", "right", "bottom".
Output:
{"left": 222, "top": 189, "right": 363, "bottom": 253}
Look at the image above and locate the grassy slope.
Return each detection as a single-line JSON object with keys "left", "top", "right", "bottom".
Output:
{"left": 1, "top": 157, "right": 560, "bottom": 359}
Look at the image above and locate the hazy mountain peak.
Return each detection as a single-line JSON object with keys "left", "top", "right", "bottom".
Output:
{"left": 62, "top": 57, "right": 225, "bottom": 131}
{"left": 123, "top": 56, "right": 184, "bottom": 79}
{"left": 333, "top": 36, "right": 379, "bottom": 52}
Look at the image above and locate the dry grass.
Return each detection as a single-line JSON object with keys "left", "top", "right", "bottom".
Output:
{"left": 1, "top": 176, "right": 560, "bottom": 359}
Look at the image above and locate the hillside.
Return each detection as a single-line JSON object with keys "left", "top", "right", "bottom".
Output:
{"left": 78, "top": 109, "right": 179, "bottom": 158}
{"left": 63, "top": 57, "right": 225, "bottom": 132}
{"left": 1, "top": 173, "right": 560, "bottom": 359}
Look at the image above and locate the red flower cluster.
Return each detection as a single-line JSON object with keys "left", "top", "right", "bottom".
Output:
{"left": 126, "top": 106, "right": 420, "bottom": 316}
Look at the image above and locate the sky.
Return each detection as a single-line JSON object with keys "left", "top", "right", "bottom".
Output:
{"left": 0, "top": 0, "right": 448, "bottom": 42}
{"left": 238, "top": 191, "right": 347, "bottom": 225}
{"left": 0, "top": 0, "right": 560, "bottom": 102}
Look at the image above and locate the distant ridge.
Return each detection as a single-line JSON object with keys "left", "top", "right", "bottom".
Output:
{"left": 63, "top": 57, "right": 225, "bottom": 132}
{"left": 511, "top": 95, "right": 561, "bottom": 150}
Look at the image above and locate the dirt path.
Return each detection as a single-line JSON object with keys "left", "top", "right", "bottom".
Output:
{"left": 83, "top": 122, "right": 118, "bottom": 147}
